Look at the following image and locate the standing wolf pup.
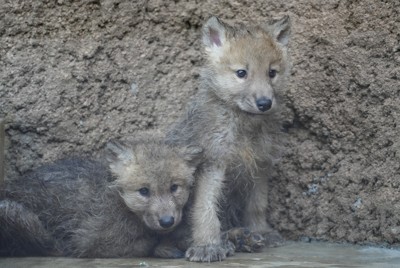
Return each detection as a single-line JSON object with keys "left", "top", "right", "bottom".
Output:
{"left": 0, "top": 132, "right": 201, "bottom": 258}
{"left": 167, "top": 16, "right": 291, "bottom": 262}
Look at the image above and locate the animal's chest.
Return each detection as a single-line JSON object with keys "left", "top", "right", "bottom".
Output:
{"left": 204, "top": 113, "right": 268, "bottom": 167}
{"left": 219, "top": 124, "right": 266, "bottom": 167}
{"left": 233, "top": 134, "right": 266, "bottom": 166}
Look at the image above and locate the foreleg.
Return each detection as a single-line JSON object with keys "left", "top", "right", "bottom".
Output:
{"left": 185, "top": 166, "right": 234, "bottom": 262}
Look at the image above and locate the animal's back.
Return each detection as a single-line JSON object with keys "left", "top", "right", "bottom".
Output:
{"left": 0, "top": 157, "right": 113, "bottom": 256}
{"left": 6, "top": 157, "right": 110, "bottom": 224}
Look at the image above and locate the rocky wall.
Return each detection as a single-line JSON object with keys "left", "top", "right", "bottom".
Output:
{"left": 1, "top": 0, "right": 399, "bottom": 245}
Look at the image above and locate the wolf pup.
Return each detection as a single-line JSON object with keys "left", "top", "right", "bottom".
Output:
{"left": 0, "top": 132, "right": 201, "bottom": 258}
{"left": 167, "top": 16, "right": 291, "bottom": 262}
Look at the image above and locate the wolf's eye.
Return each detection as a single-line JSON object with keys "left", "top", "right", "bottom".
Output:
{"left": 236, "top": 69, "right": 247, "bottom": 79}
{"left": 138, "top": 187, "right": 150, "bottom": 196}
{"left": 269, "top": 69, "right": 277, "bottom": 78}
{"left": 170, "top": 184, "right": 179, "bottom": 193}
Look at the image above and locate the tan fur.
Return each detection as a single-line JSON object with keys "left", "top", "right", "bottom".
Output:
{"left": 167, "top": 16, "right": 291, "bottom": 262}
{"left": 0, "top": 132, "right": 202, "bottom": 258}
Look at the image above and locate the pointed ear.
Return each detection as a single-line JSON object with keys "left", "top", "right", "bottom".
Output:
{"left": 202, "top": 16, "right": 227, "bottom": 48}
{"left": 179, "top": 145, "right": 203, "bottom": 168}
{"left": 105, "top": 140, "right": 135, "bottom": 175}
{"left": 267, "top": 15, "right": 291, "bottom": 47}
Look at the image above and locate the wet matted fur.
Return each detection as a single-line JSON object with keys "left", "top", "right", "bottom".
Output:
{"left": 167, "top": 16, "right": 291, "bottom": 262}
{"left": 0, "top": 132, "right": 202, "bottom": 258}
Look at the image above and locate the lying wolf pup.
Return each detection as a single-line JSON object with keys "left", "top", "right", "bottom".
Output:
{"left": 0, "top": 132, "right": 201, "bottom": 258}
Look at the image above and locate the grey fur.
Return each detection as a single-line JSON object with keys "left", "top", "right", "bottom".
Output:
{"left": 166, "top": 16, "right": 291, "bottom": 262}
{"left": 0, "top": 132, "right": 201, "bottom": 258}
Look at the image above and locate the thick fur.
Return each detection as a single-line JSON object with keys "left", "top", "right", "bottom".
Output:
{"left": 166, "top": 16, "right": 291, "bottom": 262}
{"left": 0, "top": 132, "right": 201, "bottom": 258}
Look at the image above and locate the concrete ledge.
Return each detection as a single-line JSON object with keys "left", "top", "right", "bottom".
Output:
{"left": 0, "top": 242, "right": 399, "bottom": 268}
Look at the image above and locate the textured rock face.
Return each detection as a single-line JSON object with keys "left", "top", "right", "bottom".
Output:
{"left": 1, "top": 0, "right": 399, "bottom": 245}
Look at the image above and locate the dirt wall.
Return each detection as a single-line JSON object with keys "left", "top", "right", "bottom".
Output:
{"left": 1, "top": 0, "right": 399, "bottom": 245}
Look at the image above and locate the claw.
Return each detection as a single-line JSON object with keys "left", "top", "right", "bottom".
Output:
{"left": 185, "top": 243, "right": 233, "bottom": 262}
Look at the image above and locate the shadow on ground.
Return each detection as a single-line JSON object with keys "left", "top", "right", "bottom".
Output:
{"left": 1, "top": 242, "right": 400, "bottom": 268}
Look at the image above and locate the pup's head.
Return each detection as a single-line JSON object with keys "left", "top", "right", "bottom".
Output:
{"left": 202, "top": 16, "right": 291, "bottom": 115}
{"left": 106, "top": 139, "right": 202, "bottom": 233}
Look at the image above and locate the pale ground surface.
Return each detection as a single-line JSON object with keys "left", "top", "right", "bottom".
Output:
{"left": 1, "top": 242, "right": 400, "bottom": 268}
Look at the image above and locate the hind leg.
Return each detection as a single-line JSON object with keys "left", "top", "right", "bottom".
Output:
{"left": 0, "top": 200, "right": 56, "bottom": 256}
{"left": 222, "top": 227, "right": 265, "bottom": 252}
{"left": 242, "top": 178, "right": 284, "bottom": 247}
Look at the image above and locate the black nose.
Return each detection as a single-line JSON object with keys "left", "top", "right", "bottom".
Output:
{"left": 256, "top": 97, "right": 272, "bottom": 112}
{"left": 159, "top": 216, "right": 175, "bottom": 228}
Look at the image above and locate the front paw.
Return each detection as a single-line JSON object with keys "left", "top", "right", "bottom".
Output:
{"left": 153, "top": 245, "right": 185, "bottom": 259}
{"left": 185, "top": 242, "right": 234, "bottom": 262}
{"left": 264, "top": 230, "right": 285, "bottom": 248}
{"left": 223, "top": 227, "right": 265, "bottom": 252}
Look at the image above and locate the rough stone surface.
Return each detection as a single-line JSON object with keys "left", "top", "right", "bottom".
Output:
{"left": 1, "top": 0, "right": 399, "bottom": 246}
